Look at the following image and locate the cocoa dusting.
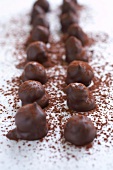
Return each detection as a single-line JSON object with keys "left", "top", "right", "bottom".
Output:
{"left": 0, "top": 0, "right": 113, "bottom": 166}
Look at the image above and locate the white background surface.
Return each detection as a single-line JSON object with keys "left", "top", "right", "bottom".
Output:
{"left": 0, "top": 0, "right": 113, "bottom": 170}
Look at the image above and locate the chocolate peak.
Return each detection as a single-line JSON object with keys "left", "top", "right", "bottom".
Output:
{"left": 65, "top": 83, "right": 96, "bottom": 111}
{"left": 6, "top": 103, "right": 48, "bottom": 141}
{"left": 21, "top": 61, "right": 48, "bottom": 84}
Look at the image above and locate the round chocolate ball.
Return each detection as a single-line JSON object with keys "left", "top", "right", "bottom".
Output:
{"left": 67, "top": 24, "right": 89, "bottom": 46}
{"left": 18, "top": 80, "right": 49, "bottom": 108}
{"left": 32, "top": 14, "right": 49, "bottom": 29}
{"left": 31, "top": 5, "right": 45, "bottom": 24}
{"left": 65, "top": 36, "right": 88, "bottom": 63}
{"left": 21, "top": 62, "right": 48, "bottom": 84}
{"left": 27, "top": 41, "right": 48, "bottom": 64}
{"left": 34, "top": 0, "right": 50, "bottom": 12}
{"left": 64, "top": 115, "right": 96, "bottom": 146}
{"left": 66, "top": 60, "right": 94, "bottom": 86}
{"left": 65, "top": 83, "right": 96, "bottom": 111}
{"left": 60, "top": 12, "right": 78, "bottom": 32}
{"left": 31, "top": 25, "right": 49, "bottom": 43}
{"left": 6, "top": 103, "right": 48, "bottom": 141}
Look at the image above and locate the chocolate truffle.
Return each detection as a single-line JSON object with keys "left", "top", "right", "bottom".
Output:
{"left": 65, "top": 36, "right": 88, "bottom": 62}
{"left": 31, "top": 5, "right": 45, "bottom": 24}
{"left": 60, "top": 12, "right": 78, "bottom": 32}
{"left": 62, "top": 0, "right": 77, "bottom": 14}
{"left": 68, "top": 24, "right": 89, "bottom": 46}
{"left": 64, "top": 115, "right": 96, "bottom": 146}
{"left": 21, "top": 62, "right": 48, "bottom": 84}
{"left": 18, "top": 80, "right": 49, "bottom": 108}
{"left": 32, "top": 14, "right": 49, "bottom": 29}
{"left": 27, "top": 41, "right": 48, "bottom": 64}
{"left": 31, "top": 25, "right": 49, "bottom": 43}
{"left": 33, "top": 0, "right": 50, "bottom": 12}
{"left": 66, "top": 60, "right": 94, "bottom": 86}
{"left": 65, "top": 83, "right": 96, "bottom": 111}
{"left": 6, "top": 103, "right": 48, "bottom": 141}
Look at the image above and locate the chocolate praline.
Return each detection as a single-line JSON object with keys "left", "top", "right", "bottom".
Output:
{"left": 31, "top": 5, "right": 45, "bottom": 24}
{"left": 33, "top": 0, "right": 50, "bottom": 12}
{"left": 62, "top": 0, "right": 77, "bottom": 14}
{"left": 18, "top": 80, "right": 49, "bottom": 108}
{"left": 27, "top": 41, "right": 48, "bottom": 64}
{"left": 60, "top": 12, "right": 78, "bottom": 32}
{"left": 31, "top": 25, "right": 49, "bottom": 43}
{"left": 67, "top": 24, "right": 89, "bottom": 46}
{"left": 65, "top": 83, "right": 96, "bottom": 111}
{"left": 65, "top": 36, "right": 88, "bottom": 63}
{"left": 21, "top": 62, "right": 48, "bottom": 84}
{"left": 64, "top": 115, "right": 96, "bottom": 146}
{"left": 32, "top": 14, "right": 49, "bottom": 29}
{"left": 66, "top": 60, "right": 94, "bottom": 86}
{"left": 6, "top": 103, "right": 48, "bottom": 141}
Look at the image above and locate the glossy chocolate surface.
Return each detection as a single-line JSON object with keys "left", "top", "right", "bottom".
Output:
{"left": 68, "top": 24, "right": 89, "bottom": 46}
{"left": 27, "top": 41, "right": 48, "bottom": 63}
{"left": 21, "top": 62, "right": 48, "bottom": 84}
{"left": 34, "top": 0, "right": 50, "bottom": 12}
{"left": 60, "top": 12, "right": 78, "bottom": 32}
{"left": 18, "top": 80, "right": 49, "bottom": 108}
{"left": 31, "top": 25, "right": 49, "bottom": 43}
{"left": 66, "top": 60, "right": 94, "bottom": 86}
{"left": 65, "top": 36, "right": 88, "bottom": 62}
{"left": 64, "top": 115, "right": 96, "bottom": 146}
{"left": 32, "top": 14, "right": 49, "bottom": 28}
{"left": 31, "top": 5, "right": 45, "bottom": 24}
{"left": 65, "top": 83, "right": 96, "bottom": 111}
{"left": 62, "top": 0, "right": 77, "bottom": 14}
{"left": 6, "top": 103, "right": 48, "bottom": 140}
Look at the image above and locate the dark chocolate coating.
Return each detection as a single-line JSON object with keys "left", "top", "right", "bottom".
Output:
{"left": 31, "top": 5, "right": 45, "bottom": 24}
{"left": 6, "top": 103, "right": 48, "bottom": 141}
{"left": 72, "top": 0, "right": 78, "bottom": 4}
{"left": 65, "top": 83, "right": 96, "bottom": 111}
{"left": 18, "top": 80, "right": 49, "bottom": 108}
{"left": 60, "top": 13, "right": 78, "bottom": 32}
{"left": 32, "top": 14, "right": 49, "bottom": 29}
{"left": 64, "top": 115, "right": 96, "bottom": 146}
{"left": 27, "top": 41, "right": 48, "bottom": 63}
{"left": 62, "top": 0, "right": 77, "bottom": 14}
{"left": 65, "top": 36, "right": 88, "bottom": 63}
{"left": 21, "top": 62, "right": 48, "bottom": 84}
{"left": 33, "top": 0, "right": 50, "bottom": 12}
{"left": 66, "top": 60, "right": 94, "bottom": 86}
{"left": 31, "top": 26, "right": 49, "bottom": 43}
{"left": 68, "top": 24, "right": 89, "bottom": 46}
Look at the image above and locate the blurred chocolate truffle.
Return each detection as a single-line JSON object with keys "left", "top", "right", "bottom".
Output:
{"left": 62, "top": 0, "right": 77, "bottom": 14}
{"left": 31, "top": 5, "right": 45, "bottom": 24}
{"left": 19, "top": 80, "right": 49, "bottom": 108}
{"left": 31, "top": 25, "right": 49, "bottom": 43}
{"left": 60, "top": 12, "right": 78, "bottom": 32}
{"left": 65, "top": 83, "right": 96, "bottom": 111}
{"left": 66, "top": 60, "right": 94, "bottom": 86}
{"left": 33, "top": 0, "right": 50, "bottom": 12}
{"left": 67, "top": 24, "right": 89, "bottom": 46}
{"left": 21, "top": 62, "right": 48, "bottom": 84}
{"left": 65, "top": 36, "right": 88, "bottom": 62}
{"left": 6, "top": 103, "right": 48, "bottom": 141}
{"left": 32, "top": 14, "right": 49, "bottom": 28}
{"left": 64, "top": 115, "right": 96, "bottom": 146}
{"left": 27, "top": 41, "right": 48, "bottom": 64}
